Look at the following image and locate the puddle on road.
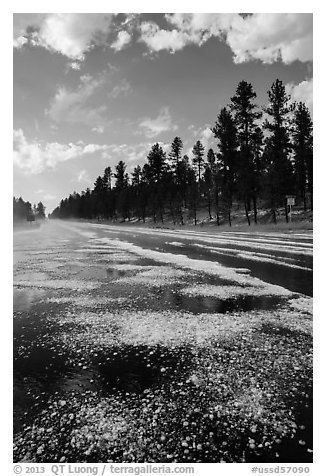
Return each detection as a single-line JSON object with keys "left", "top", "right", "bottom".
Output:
{"left": 178, "top": 245, "right": 312, "bottom": 296}
{"left": 138, "top": 287, "right": 286, "bottom": 314}
{"left": 14, "top": 339, "right": 193, "bottom": 431}
{"left": 13, "top": 288, "right": 47, "bottom": 311}
{"left": 106, "top": 268, "right": 136, "bottom": 279}
{"left": 92, "top": 345, "right": 190, "bottom": 393}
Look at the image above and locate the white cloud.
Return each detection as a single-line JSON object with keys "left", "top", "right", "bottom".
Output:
{"left": 138, "top": 107, "right": 178, "bottom": 138}
{"left": 14, "top": 36, "right": 29, "bottom": 48}
{"left": 68, "top": 62, "right": 81, "bottom": 71}
{"left": 77, "top": 170, "right": 92, "bottom": 184}
{"left": 92, "top": 126, "right": 105, "bottom": 134}
{"left": 13, "top": 13, "right": 113, "bottom": 61}
{"left": 223, "top": 13, "right": 312, "bottom": 64}
{"left": 108, "top": 78, "right": 132, "bottom": 98}
{"left": 43, "top": 194, "right": 57, "bottom": 201}
{"left": 198, "top": 126, "right": 214, "bottom": 150}
{"left": 46, "top": 74, "right": 107, "bottom": 127}
{"left": 111, "top": 31, "right": 132, "bottom": 51}
{"left": 13, "top": 13, "right": 46, "bottom": 47}
{"left": 13, "top": 129, "right": 108, "bottom": 174}
{"left": 139, "top": 22, "right": 189, "bottom": 53}
{"left": 139, "top": 13, "right": 312, "bottom": 64}
{"left": 102, "top": 141, "right": 171, "bottom": 167}
{"left": 286, "top": 78, "right": 313, "bottom": 114}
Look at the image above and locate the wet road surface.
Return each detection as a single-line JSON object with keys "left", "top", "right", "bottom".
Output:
{"left": 13, "top": 220, "right": 313, "bottom": 463}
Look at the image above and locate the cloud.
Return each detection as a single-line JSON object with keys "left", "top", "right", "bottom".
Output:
{"left": 139, "top": 13, "right": 312, "bottom": 64}
{"left": 92, "top": 126, "right": 105, "bottom": 134}
{"left": 139, "top": 22, "right": 189, "bottom": 53}
{"left": 286, "top": 78, "right": 313, "bottom": 114}
{"left": 102, "top": 143, "right": 148, "bottom": 165}
{"left": 77, "top": 170, "right": 92, "bottom": 184}
{"left": 111, "top": 31, "right": 132, "bottom": 51}
{"left": 43, "top": 194, "right": 57, "bottom": 201}
{"left": 13, "top": 13, "right": 46, "bottom": 48}
{"left": 13, "top": 129, "right": 108, "bottom": 174}
{"left": 198, "top": 126, "right": 214, "bottom": 150}
{"left": 138, "top": 107, "right": 178, "bottom": 138}
{"left": 68, "top": 62, "right": 81, "bottom": 71}
{"left": 101, "top": 141, "right": 171, "bottom": 168}
{"left": 13, "top": 13, "right": 113, "bottom": 61}
{"left": 108, "top": 78, "right": 132, "bottom": 98}
{"left": 223, "top": 13, "right": 313, "bottom": 64}
{"left": 46, "top": 74, "right": 107, "bottom": 127}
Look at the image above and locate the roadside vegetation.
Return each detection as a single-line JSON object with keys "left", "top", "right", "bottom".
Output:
{"left": 49, "top": 78, "right": 313, "bottom": 227}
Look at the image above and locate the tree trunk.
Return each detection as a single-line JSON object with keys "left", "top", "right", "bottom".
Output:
{"left": 284, "top": 200, "right": 289, "bottom": 223}
{"left": 252, "top": 194, "right": 258, "bottom": 224}
{"left": 244, "top": 200, "right": 251, "bottom": 226}
{"left": 169, "top": 200, "right": 175, "bottom": 225}
{"left": 215, "top": 187, "right": 219, "bottom": 226}
{"left": 310, "top": 190, "right": 313, "bottom": 211}
{"left": 303, "top": 190, "right": 307, "bottom": 211}
{"left": 208, "top": 192, "right": 212, "bottom": 220}
{"left": 228, "top": 209, "right": 232, "bottom": 227}
{"left": 179, "top": 207, "right": 184, "bottom": 225}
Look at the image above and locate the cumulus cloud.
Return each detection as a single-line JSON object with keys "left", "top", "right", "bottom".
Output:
{"left": 139, "top": 22, "right": 189, "bottom": 53}
{"left": 111, "top": 31, "right": 132, "bottom": 51}
{"left": 13, "top": 13, "right": 46, "bottom": 48}
{"left": 138, "top": 107, "right": 178, "bottom": 138}
{"left": 13, "top": 13, "right": 113, "bottom": 61}
{"left": 46, "top": 74, "right": 107, "bottom": 127}
{"left": 13, "top": 129, "right": 108, "bottom": 174}
{"left": 139, "top": 13, "right": 312, "bottom": 64}
{"left": 223, "top": 13, "right": 312, "bottom": 64}
{"left": 286, "top": 78, "right": 313, "bottom": 114}
{"left": 198, "top": 126, "right": 214, "bottom": 150}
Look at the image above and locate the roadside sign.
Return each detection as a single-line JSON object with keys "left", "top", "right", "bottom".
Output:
{"left": 286, "top": 196, "right": 296, "bottom": 224}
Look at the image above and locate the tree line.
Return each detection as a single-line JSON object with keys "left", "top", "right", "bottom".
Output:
{"left": 13, "top": 197, "right": 46, "bottom": 222}
{"left": 50, "top": 79, "right": 313, "bottom": 226}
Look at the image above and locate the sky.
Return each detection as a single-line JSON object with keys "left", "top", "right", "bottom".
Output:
{"left": 13, "top": 12, "right": 313, "bottom": 214}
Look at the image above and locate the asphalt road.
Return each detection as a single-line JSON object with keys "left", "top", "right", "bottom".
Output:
{"left": 13, "top": 220, "right": 313, "bottom": 463}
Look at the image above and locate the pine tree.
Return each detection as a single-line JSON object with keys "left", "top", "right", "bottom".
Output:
{"left": 169, "top": 137, "right": 183, "bottom": 183}
{"left": 292, "top": 102, "right": 313, "bottom": 210}
{"left": 263, "top": 79, "right": 294, "bottom": 223}
{"left": 192, "top": 140, "right": 205, "bottom": 186}
{"left": 212, "top": 107, "right": 238, "bottom": 226}
{"left": 103, "top": 166, "right": 112, "bottom": 190}
{"left": 36, "top": 202, "right": 46, "bottom": 219}
{"left": 145, "top": 143, "right": 168, "bottom": 222}
{"left": 114, "top": 161, "right": 130, "bottom": 220}
{"left": 206, "top": 148, "right": 221, "bottom": 225}
{"left": 230, "top": 80, "right": 262, "bottom": 225}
